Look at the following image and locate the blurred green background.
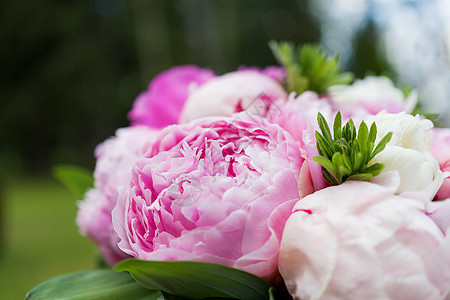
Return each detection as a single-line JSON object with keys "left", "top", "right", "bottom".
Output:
{"left": 1, "top": 0, "right": 441, "bottom": 298}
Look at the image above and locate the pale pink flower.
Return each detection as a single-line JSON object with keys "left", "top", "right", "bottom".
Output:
{"left": 427, "top": 199, "right": 450, "bottom": 234}
{"left": 328, "top": 76, "right": 418, "bottom": 118}
{"left": 431, "top": 128, "right": 450, "bottom": 200}
{"left": 179, "top": 70, "right": 287, "bottom": 123}
{"left": 279, "top": 181, "right": 450, "bottom": 300}
{"left": 128, "top": 65, "right": 214, "bottom": 128}
{"left": 112, "top": 114, "right": 303, "bottom": 281}
{"left": 77, "top": 126, "right": 159, "bottom": 265}
{"left": 269, "top": 92, "right": 335, "bottom": 194}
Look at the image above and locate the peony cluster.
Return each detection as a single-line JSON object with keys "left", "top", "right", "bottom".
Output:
{"left": 77, "top": 65, "right": 450, "bottom": 298}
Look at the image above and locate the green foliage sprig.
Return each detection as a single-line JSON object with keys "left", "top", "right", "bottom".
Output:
{"left": 269, "top": 41, "right": 354, "bottom": 95}
{"left": 313, "top": 112, "right": 392, "bottom": 185}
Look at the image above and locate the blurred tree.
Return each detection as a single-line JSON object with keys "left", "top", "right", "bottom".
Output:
{"left": 0, "top": 0, "right": 320, "bottom": 175}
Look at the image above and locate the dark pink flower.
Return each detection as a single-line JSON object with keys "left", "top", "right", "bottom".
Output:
{"left": 128, "top": 65, "right": 214, "bottom": 128}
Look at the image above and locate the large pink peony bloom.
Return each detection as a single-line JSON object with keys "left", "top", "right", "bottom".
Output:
{"left": 279, "top": 181, "right": 450, "bottom": 300}
{"left": 431, "top": 128, "right": 450, "bottom": 200}
{"left": 179, "top": 70, "right": 287, "bottom": 123}
{"left": 77, "top": 126, "right": 159, "bottom": 265}
{"left": 128, "top": 65, "right": 214, "bottom": 128}
{"left": 112, "top": 114, "right": 303, "bottom": 281}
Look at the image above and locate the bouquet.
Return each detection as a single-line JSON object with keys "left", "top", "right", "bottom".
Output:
{"left": 27, "top": 41, "right": 450, "bottom": 300}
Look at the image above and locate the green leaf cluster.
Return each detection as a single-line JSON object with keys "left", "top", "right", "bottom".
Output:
{"left": 314, "top": 112, "right": 392, "bottom": 185}
{"left": 269, "top": 41, "right": 353, "bottom": 95}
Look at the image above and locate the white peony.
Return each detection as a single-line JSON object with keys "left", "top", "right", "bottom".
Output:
{"left": 366, "top": 112, "right": 444, "bottom": 199}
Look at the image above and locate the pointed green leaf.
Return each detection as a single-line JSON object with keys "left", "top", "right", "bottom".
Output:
{"left": 341, "top": 152, "right": 353, "bottom": 172}
{"left": 342, "top": 119, "right": 356, "bottom": 142}
{"left": 26, "top": 269, "right": 162, "bottom": 300}
{"left": 358, "top": 121, "right": 369, "bottom": 147}
{"left": 365, "top": 163, "right": 385, "bottom": 176}
{"left": 114, "top": 260, "right": 271, "bottom": 300}
{"left": 347, "top": 173, "right": 373, "bottom": 182}
{"left": 317, "top": 113, "right": 333, "bottom": 143}
{"left": 367, "top": 141, "right": 375, "bottom": 159}
{"left": 314, "top": 156, "right": 336, "bottom": 174}
{"left": 370, "top": 132, "right": 393, "bottom": 160}
{"left": 316, "top": 132, "right": 335, "bottom": 158}
{"left": 323, "top": 168, "right": 339, "bottom": 186}
{"left": 333, "top": 112, "right": 342, "bottom": 140}
{"left": 368, "top": 122, "right": 377, "bottom": 145}
{"left": 352, "top": 151, "right": 364, "bottom": 171}
{"left": 53, "top": 164, "right": 94, "bottom": 199}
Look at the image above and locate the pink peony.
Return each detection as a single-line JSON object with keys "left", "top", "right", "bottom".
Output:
{"left": 431, "top": 128, "right": 450, "bottom": 200}
{"left": 427, "top": 199, "right": 450, "bottom": 234}
{"left": 128, "top": 65, "right": 214, "bottom": 128}
{"left": 112, "top": 113, "right": 303, "bottom": 281}
{"left": 269, "top": 92, "right": 335, "bottom": 195}
{"left": 279, "top": 181, "right": 450, "bottom": 300}
{"left": 77, "top": 126, "right": 159, "bottom": 265}
{"left": 179, "top": 70, "right": 287, "bottom": 123}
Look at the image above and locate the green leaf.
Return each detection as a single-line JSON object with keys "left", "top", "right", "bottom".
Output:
{"left": 114, "top": 259, "right": 272, "bottom": 300}
{"left": 53, "top": 164, "right": 94, "bottom": 199}
{"left": 314, "top": 156, "right": 335, "bottom": 174}
{"left": 352, "top": 151, "right": 364, "bottom": 171}
{"left": 347, "top": 173, "right": 373, "bottom": 182}
{"left": 368, "top": 122, "right": 377, "bottom": 144}
{"left": 317, "top": 113, "right": 333, "bottom": 143}
{"left": 315, "top": 132, "right": 335, "bottom": 158}
{"left": 341, "top": 152, "right": 352, "bottom": 171}
{"left": 323, "top": 169, "right": 339, "bottom": 186}
{"left": 26, "top": 269, "right": 162, "bottom": 300}
{"left": 357, "top": 121, "right": 369, "bottom": 149}
{"left": 370, "top": 132, "right": 393, "bottom": 160}
{"left": 333, "top": 112, "right": 342, "bottom": 140}
{"left": 365, "top": 163, "right": 385, "bottom": 176}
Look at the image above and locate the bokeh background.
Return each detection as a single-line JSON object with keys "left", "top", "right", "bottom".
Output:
{"left": 1, "top": 0, "right": 449, "bottom": 298}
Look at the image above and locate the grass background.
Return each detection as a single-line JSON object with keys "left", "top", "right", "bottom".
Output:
{"left": 0, "top": 177, "right": 95, "bottom": 299}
